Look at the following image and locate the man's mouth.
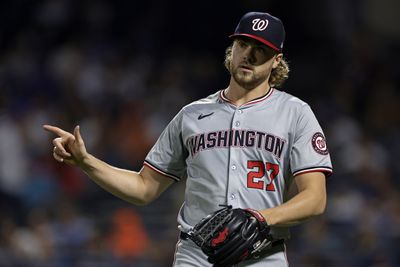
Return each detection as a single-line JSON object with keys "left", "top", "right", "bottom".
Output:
{"left": 239, "top": 65, "right": 253, "bottom": 72}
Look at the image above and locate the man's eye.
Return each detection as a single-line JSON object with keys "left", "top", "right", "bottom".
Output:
{"left": 255, "top": 47, "right": 266, "bottom": 53}
{"left": 238, "top": 41, "right": 247, "bottom": 47}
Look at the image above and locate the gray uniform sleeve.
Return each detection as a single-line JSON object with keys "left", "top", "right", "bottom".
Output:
{"left": 144, "top": 110, "right": 188, "bottom": 181}
{"left": 290, "top": 104, "right": 333, "bottom": 177}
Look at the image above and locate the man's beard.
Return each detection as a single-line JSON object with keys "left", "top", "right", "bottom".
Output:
{"left": 231, "top": 65, "right": 269, "bottom": 90}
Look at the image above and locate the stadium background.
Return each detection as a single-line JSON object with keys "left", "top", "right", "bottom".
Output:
{"left": 0, "top": 0, "right": 399, "bottom": 266}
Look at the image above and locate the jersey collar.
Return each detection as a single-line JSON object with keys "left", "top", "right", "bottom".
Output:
{"left": 218, "top": 88, "right": 275, "bottom": 107}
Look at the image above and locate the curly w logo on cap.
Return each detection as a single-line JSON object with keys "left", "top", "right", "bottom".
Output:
{"left": 230, "top": 12, "right": 285, "bottom": 52}
{"left": 252, "top": 18, "right": 269, "bottom": 31}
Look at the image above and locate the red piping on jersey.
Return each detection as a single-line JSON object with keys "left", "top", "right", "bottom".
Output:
{"left": 293, "top": 168, "right": 333, "bottom": 177}
{"left": 143, "top": 161, "right": 180, "bottom": 182}
{"left": 219, "top": 88, "right": 274, "bottom": 107}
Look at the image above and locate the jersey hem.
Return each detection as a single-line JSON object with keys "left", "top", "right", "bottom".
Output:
{"left": 143, "top": 160, "right": 181, "bottom": 182}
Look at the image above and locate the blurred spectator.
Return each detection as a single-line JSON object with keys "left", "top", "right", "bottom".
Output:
{"left": 0, "top": 114, "right": 29, "bottom": 196}
{"left": 108, "top": 207, "right": 149, "bottom": 262}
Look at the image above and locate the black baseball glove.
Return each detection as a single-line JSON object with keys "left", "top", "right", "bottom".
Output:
{"left": 187, "top": 205, "right": 272, "bottom": 267}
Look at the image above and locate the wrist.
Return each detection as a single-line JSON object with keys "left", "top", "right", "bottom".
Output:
{"left": 260, "top": 209, "right": 277, "bottom": 226}
{"left": 246, "top": 208, "right": 267, "bottom": 223}
{"left": 77, "top": 153, "right": 94, "bottom": 170}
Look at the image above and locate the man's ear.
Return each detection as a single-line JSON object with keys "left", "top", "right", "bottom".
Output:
{"left": 272, "top": 53, "right": 283, "bottom": 69}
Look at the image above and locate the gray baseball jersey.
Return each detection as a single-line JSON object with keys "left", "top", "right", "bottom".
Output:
{"left": 144, "top": 88, "right": 332, "bottom": 240}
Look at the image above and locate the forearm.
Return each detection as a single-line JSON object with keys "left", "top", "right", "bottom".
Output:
{"left": 44, "top": 124, "right": 172, "bottom": 204}
{"left": 78, "top": 154, "right": 150, "bottom": 205}
{"left": 260, "top": 187, "right": 326, "bottom": 227}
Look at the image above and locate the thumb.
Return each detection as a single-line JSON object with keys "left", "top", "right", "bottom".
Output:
{"left": 74, "top": 125, "right": 84, "bottom": 144}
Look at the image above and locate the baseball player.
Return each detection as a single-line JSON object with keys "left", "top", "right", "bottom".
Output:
{"left": 44, "top": 11, "right": 332, "bottom": 267}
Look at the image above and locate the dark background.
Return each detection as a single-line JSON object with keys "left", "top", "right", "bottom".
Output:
{"left": 0, "top": 0, "right": 399, "bottom": 266}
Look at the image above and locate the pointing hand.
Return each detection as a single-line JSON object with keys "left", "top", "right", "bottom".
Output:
{"left": 43, "top": 125, "right": 88, "bottom": 166}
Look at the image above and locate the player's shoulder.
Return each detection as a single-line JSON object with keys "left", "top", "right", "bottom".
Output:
{"left": 273, "top": 89, "right": 310, "bottom": 109}
{"left": 169, "top": 91, "right": 220, "bottom": 123}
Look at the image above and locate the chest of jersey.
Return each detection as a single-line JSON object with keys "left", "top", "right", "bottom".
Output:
{"left": 183, "top": 102, "right": 292, "bottom": 162}
{"left": 180, "top": 100, "right": 295, "bottom": 211}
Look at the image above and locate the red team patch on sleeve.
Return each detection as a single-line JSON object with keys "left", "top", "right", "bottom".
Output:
{"left": 311, "top": 132, "right": 329, "bottom": 155}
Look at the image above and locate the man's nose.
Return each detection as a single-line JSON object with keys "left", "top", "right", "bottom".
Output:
{"left": 243, "top": 47, "right": 256, "bottom": 64}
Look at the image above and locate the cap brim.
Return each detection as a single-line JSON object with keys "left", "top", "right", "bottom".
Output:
{"left": 229, "top": 33, "right": 281, "bottom": 52}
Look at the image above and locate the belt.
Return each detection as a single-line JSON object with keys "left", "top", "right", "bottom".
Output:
{"left": 180, "top": 232, "right": 285, "bottom": 256}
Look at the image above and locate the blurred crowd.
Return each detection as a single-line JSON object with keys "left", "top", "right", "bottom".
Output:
{"left": 0, "top": 0, "right": 399, "bottom": 266}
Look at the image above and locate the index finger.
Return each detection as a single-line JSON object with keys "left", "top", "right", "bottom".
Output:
{"left": 43, "top": 124, "right": 72, "bottom": 137}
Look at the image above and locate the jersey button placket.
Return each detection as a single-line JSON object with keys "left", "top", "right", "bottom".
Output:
{"left": 227, "top": 109, "right": 240, "bottom": 206}
{"left": 235, "top": 108, "right": 243, "bottom": 127}
{"left": 228, "top": 164, "right": 238, "bottom": 204}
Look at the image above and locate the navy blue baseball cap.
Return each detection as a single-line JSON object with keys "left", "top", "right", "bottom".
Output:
{"left": 230, "top": 12, "right": 285, "bottom": 52}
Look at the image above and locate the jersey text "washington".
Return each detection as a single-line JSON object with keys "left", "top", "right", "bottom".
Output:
{"left": 186, "top": 129, "right": 286, "bottom": 158}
